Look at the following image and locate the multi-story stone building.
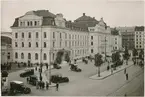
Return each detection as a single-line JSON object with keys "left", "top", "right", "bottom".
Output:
{"left": 11, "top": 10, "right": 89, "bottom": 64}
{"left": 134, "top": 26, "right": 144, "bottom": 51}
{"left": 1, "top": 32, "right": 13, "bottom": 64}
{"left": 117, "top": 27, "right": 135, "bottom": 50}
{"left": 11, "top": 10, "right": 122, "bottom": 64}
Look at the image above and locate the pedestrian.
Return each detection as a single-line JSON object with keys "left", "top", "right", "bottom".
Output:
{"left": 124, "top": 68, "right": 126, "bottom": 74}
{"left": 42, "top": 81, "right": 45, "bottom": 90}
{"left": 56, "top": 83, "right": 59, "bottom": 91}
{"left": 39, "top": 81, "right": 42, "bottom": 89}
{"left": 27, "top": 77, "right": 29, "bottom": 83}
{"left": 126, "top": 73, "right": 128, "bottom": 80}
{"left": 36, "top": 81, "right": 39, "bottom": 89}
{"left": 38, "top": 81, "right": 41, "bottom": 89}
{"left": 35, "top": 66, "right": 37, "bottom": 71}
{"left": 40, "top": 75, "right": 42, "bottom": 81}
{"left": 46, "top": 82, "right": 49, "bottom": 90}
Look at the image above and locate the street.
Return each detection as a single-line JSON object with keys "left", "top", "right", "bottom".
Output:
{"left": 7, "top": 60, "right": 144, "bottom": 96}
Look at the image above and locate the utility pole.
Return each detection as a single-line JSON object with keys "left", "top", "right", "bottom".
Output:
{"left": 105, "top": 36, "right": 107, "bottom": 62}
{"left": 49, "top": 50, "right": 51, "bottom": 85}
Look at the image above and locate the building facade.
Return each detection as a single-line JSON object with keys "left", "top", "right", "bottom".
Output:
{"left": 134, "top": 26, "right": 144, "bottom": 50}
{"left": 11, "top": 10, "right": 122, "bottom": 64}
{"left": 11, "top": 10, "right": 89, "bottom": 64}
{"left": 1, "top": 32, "right": 13, "bottom": 64}
{"left": 117, "top": 27, "right": 135, "bottom": 50}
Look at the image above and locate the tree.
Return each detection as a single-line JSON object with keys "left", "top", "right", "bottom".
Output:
{"left": 139, "top": 49, "right": 144, "bottom": 61}
{"left": 112, "top": 52, "right": 121, "bottom": 69}
{"left": 123, "top": 47, "right": 130, "bottom": 65}
{"left": 132, "top": 48, "right": 138, "bottom": 64}
{"left": 94, "top": 53, "right": 103, "bottom": 77}
{"left": 64, "top": 51, "right": 70, "bottom": 63}
{"left": 55, "top": 50, "right": 64, "bottom": 64}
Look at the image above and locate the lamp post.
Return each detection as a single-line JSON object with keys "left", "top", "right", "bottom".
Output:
{"left": 104, "top": 36, "right": 107, "bottom": 62}
{"left": 49, "top": 50, "right": 52, "bottom": 85}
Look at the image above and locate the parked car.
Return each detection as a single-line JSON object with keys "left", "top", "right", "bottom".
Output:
{"left": 9, "top": 81, "right": 31, "bottom": 95}
{"left": 20, "top": 69, "right": 34, "bottom": 77}
{"left": 50, "top": 74, "right": 69, "bottom": 83}
{"left": 70, "top": 64, "right": 82, "bottom": 72}
{"left": 53, "top": 63, "right": 61, "bottom": 69}
{"left": 28, "top": 75, "right": 38, "bottom": 86}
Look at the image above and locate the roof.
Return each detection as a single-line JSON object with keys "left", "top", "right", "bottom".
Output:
{"left": 74, "top": 13, "right": 99, "bottom": 27}
{"left": 33, "top": 10, "right": 56, "bottom": 18}
{"left": 135, "top": 26, "right": 144, "bottom": 31}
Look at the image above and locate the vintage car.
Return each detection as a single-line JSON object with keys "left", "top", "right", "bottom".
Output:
{"left": 50, "top": 74, "right": 69, "bottom": 83}
{"left": 28, "top": 75, "right": 38, "bottom": 86}
{"left": 82, "top": 58, "right": 88, "bottom": 64}
{"left": 20, "top": 69, "right": 34, "bottom": 77}
{"left": 9, "top": 81, "right": 31, "bottom": 95}
{"left": 70, "top": 64, "right": 82, "bottom": 72}
{"left": 53, "top": 63, "right": 61, "bottom": 69}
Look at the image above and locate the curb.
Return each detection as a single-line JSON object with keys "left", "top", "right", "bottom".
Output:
{"left": 90, "top": 64, "right": 134, "bottom": 80}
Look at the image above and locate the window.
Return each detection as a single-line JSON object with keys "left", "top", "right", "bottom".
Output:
{"left": 65, "top": 33, "right": 67, "bottom": 39}
{"left": 35, "top": 53, "right": 38, "bottom": 60}
{"left": 53, "top": 32, "right": 55, "bottom": 38}
{"left": 140, "top": 45, "right": 142, "bottom": 48}
{"left": 22, "top": 33, "right": 24, "bottom": 38}
{"left": 44, "top": 32, "right": 46, "bottom": 38}
{"left": 15, "top": 42, "right": 18, "bottom": 47}
{"left": 28, "top": 32, "right": 31, "bottom": 38}
{"left": 91, "top": 42, "right": 93, "bottom": 46}
{"left": 15, "top": 52, "right": 18, "bottom": 59}
{"left": 27, "top": 21, "right": 29, "bottom": 26}
{"left": 44, "top": 42, "right": 46, "bottom": 48}
{"left": 69, "top": 34, "right": 71, "bottom": 39}
{"left": 115, "top": 42, "right": 117, "bottom": 44}
{"left": 65, "top": 41, "right": 67, "bottom": 47}
{"left": 60, "top": 33, "right": 62, "bottom": 38}
{"left": 28, "top": 53, "right": 31, "bottom": 59}
{"left": 29, "top": 42, "right": 31, "bottom": 47}
{"left": 30, "top": 21, "right": 33, "bottom": 26}
{"left": 21, "top": 53, "right": 24, "bottom": 59}
{"left": 140, "top": 42, "right": 141, "bottom": 44}
{"left": 35, "top": 21, "right": 37, "bottom": 26}
{"left": 22, "top": 42, "right": 24, "bottom": 47}
{"left": 15, "top": 33, "right": 18, "bottom": 38}
{"left": 7, "top": 52, "right": 10, "bottom": 59}
{"left": 53, "top": 41, "right": 55, "bottom": 47}
{"left": 36, "top": 32, "right": 38, "bottom": 38}
{"left": 91, "top": 36, "right": 93, "bottom": 40}
{"left": 44, "top": 53, "right": 47, "bottom": 60}
{"left": 115, "top": 47, "right": 117, "bottom": 49}
{"left": 36, "top": 42, "right": 38, "bottom": 47}
{"left": 91, "top": 49, "right": 93, "bottom": 53}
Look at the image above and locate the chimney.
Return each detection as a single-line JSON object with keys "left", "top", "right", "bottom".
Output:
{"left": 83, "top": 13, "right": 85, "bottom": 16}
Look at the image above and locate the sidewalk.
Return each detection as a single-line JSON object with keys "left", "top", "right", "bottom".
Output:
{"left": 90, "top": 61, "right": 133, "bottom": 80}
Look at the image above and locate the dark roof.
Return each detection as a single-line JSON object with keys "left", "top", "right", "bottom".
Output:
{"left": 34, "top": 10, "right": 56, "bottom": 18}
{"left": 135, "top": 26, "right": 144, "bottom": 31}
{"left": 74, "top": 13, "right": 99, "bottom": 27}
{"left": 11, "top": 18, "right": 19, "bottom": 27}
{"left": 111, "top": 28, "right": 119, "bottom": 35}
{"left": 42, "top": 17, "right": 55, "bottom": 26}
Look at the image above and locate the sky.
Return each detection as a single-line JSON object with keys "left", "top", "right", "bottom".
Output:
{"left": 1, "top": 0, "right": 144, "bottom": 32}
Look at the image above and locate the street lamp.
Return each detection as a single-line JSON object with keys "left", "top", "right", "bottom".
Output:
{"left": 49, "top": 50, "right": 52, "bottom": 85}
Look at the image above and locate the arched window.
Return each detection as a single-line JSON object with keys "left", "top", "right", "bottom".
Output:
{"left": 22, "top": 42, "right": 24, "bottom": 47}
{"left": 21, "top": 53, "right": 24, "bottom": 59}
{"left": 28, "top": 53, "right": 31, "bottom": 59}
{"left": 35, "top": 53, "right": 38, "bottom": 60}
{"left": 30, "top": 21, "right": 33, "bottom": 26}
{"left": 27, "top": 21, "right": 29, "bottom": 26}
{"left": 35, "top": 21, "right": 37, "bottom": 26}
{"left": 44, "top": 42, "right": 46, "bottom": 48}
{"left": 28, "top": 32, "right": 31, "bottom": 38}
{"left": 29, "top": 42, "right": 31, "bottom": 47}
{"left": 44, "top": 53, "right": 47, "bottom": 60}
{"left": 36, "top": 42, "right": 38, "bottom": 47}
{"left": 15, "top": 33, "right": 18, "bottom": 38}
{"left": 15, "top": 52, "right": 18, "bottom": 59}
{"left": 44, "top": 32, "right": 46, "bottom": 38}
{"left": 36, "top": 32, "right": 38, "bottom": 38}
{"left": 22, "top": 33, "right": 24, "bottom": 38}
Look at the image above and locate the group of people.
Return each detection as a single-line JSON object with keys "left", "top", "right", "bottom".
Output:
{"left": 1, "top": 62, "right": 12, "bottom": 71}
{"left": 36, "top": 81, "right": 49, "bottom": 90}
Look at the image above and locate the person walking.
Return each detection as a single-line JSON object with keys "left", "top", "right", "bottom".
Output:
{"left": 124, "top": 68, "right": 126, "bottom": 74}
{"left": 26, "top": 77, "right": 29, "bottom": 83}
{"left": 46, "top": 82, "right": 49, "bottom": 90}
{"left": 36, "top": 81, "right": 39, "bottom": 89}
{"left": 35, "top": 66, "right": 37, "bottom": 71}
{"left": 56, "top": 83, "right": 59, "bottom": 91}
{"left": 126, "top": 73, "right": 128, "bottom": 80}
